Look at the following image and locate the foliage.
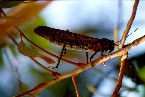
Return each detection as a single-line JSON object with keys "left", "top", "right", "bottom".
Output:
{"left": 18, "top": 41, "right": 55, "bottom": 64}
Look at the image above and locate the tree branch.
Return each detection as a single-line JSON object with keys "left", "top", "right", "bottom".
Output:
{"left": 16, "top": 34, "right": 145, "bottom": 97}
{"left": 112, "top": 53, "right": 127, "bottom": 97}
{"left": 15, "top": 25, "right": 84, "bottom": 68}
{"left": 72, "top": 74, "right": 80, "bottom": 97}
{"left": 113, "top": 0, "right": 139, "bottom": 96}
{"left": 119, "top": 0, "right": 139, "bottom": 48}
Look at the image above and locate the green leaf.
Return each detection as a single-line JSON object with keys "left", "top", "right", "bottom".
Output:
{"left": 138, "top": 65, "right": 145, "bottom": 81}
{"left": 48, "top": 78, "right": 76, "bottom": 97}
{"left": 18, "top": 41, "right": 41, "bottom": 57}
{"left": 0, "top": 1, "right": 23, "bottom": 8}
{"left": 24, "top": 15, "right": 50, "bottom": 50}
{"left": 29, "top": 66, "right": 53, "bottom": 83}
{"left": 18, "top": 41, "right": 55, "bottom": 64}
{"left": 17, "top": 81, "right": 29, "bottom": 95}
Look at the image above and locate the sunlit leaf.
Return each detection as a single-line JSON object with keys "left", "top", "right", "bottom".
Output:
{"left": 0, "top": 1, "right": 52, "bottom": 38}
{"left": 24, "top": 15, "right": 50, "bottom": 49}
{"left": 18, "top": 41, "right": 55, "bottom": 64}
{"left": 18, "top": 41, "right": 41, "bottom": 57}
{"left": 7, "top": 1, "right": 51, "bottom": 26}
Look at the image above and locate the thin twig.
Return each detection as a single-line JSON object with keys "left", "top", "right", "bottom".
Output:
{"left": 14, "top": 26, "right": 84, "bottom": 68}
{"left": 1, "top": 2, "right": 141, "bottom": 96}
{"left": 30, "top": 57, "right": 61, "bottom": 77}
{"left": 1, "top": 9, "right": 83, "bottom": 68}
{"left": 92, "top": 35, "right": 145, "bottom": 66}
{"left": 4, "top": 47, "right": 22, "bottom": 82}
{"left": 119, "top": 0, "right": 139, "bottom": 48}
{"left": 112, "top": 53, "right": 127, "bottom": 97}
{"left": 72, "top": 74, "right": 80, "bottom": 97}
{"left": 7, "top": 33, "right": 18, "bottom": 45}
{"left": 7, "top": 32, "right": 59, "bottom": 77}
{"left": 16, "top": 34, "right": 145, "bottom": 97}
{"left": 113, "top": 0, "right": 139, "bottom": 96}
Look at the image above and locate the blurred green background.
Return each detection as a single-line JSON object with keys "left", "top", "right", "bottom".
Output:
{"left": 0, "top": 1, "right": 145, "bottom": 97}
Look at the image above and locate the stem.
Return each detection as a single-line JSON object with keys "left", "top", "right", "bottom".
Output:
{"left": 119, "top": 0, "right": 139, "bottom": 48}
{"left": 16, "top": 34, "right": 145, "bottom": 97}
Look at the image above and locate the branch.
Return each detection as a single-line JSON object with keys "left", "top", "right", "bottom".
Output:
{"left": 113, "top": 0, "right": 139, "bottom": 96}
{"left": 30, "top": 57, "right": 61, "bottom": 77}
{"left": 119, "top": 0, "right": 139, "bottom": 48}
{"left": 112, "top": 53, "right": 127, "bottom": 97}
{"left": 15, "top": 25, "right": 84, "bottom": 68}
{"left": 16, "top": 34, "right": 145, "bottom": 97}
{"left": 7, "top": 32, "right": 60, "bottom": 77}
{"left": 72, "top": 74, "right": 80, "bottom": 97}
{"left": 92, "top": 36, "right": 144, "bottom": 67}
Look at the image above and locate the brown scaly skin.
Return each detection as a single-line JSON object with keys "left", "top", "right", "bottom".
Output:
{"left": 34, "top": 26, "right": 115, "bottom": 53}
